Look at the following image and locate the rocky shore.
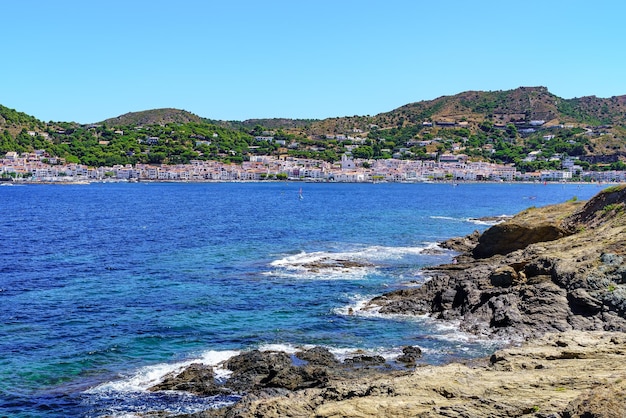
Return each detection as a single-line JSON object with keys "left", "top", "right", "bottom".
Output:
{"left": 154, "top": 185, "right": 626, "bottom": 417}
{"left": 368, "top": 185, "right": 626, "bottom": 341}
{"left": 179, "top": 331, "right": 626, "bottom": 418}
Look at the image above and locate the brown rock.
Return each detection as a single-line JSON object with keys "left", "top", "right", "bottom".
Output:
{"left": 489, "top": 265, "right": 519, "bottom": 287}
{"left": 205, "top": 332, "right": 626, "bottom": 418}
{"left": 473, "top": 221, "right": 569, "bottom": 258}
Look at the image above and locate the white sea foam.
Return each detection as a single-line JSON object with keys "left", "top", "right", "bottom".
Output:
{"left": 257, "top": 333, "right": 499, "bottom": 364}
{"left": 259, "top": 341, "right": 401, "bottom": 362}
{"left": 257, "top": 342, "right": 312, "bottom": 354}
{"left": 266, "top": 244, "right": 443, "bottom": 280}
{"left": 334, "top": 294, "right": 504, "bottom": 348}
{"left": 431, "top": 215, "right": 510, "bottom": 226}
{"left": 86, "top": 349, "right": 239, "bottom": 394}
{"left": 430, "top": 215, "right": 463, "bottom": 222}
{"left": 333, "top": 294, "right": 380, "bottom": 317}
{"left": 467, "top": 215, "right": 511, "bottom": 226}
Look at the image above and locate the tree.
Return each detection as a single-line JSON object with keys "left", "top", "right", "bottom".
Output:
{"left": 352, "top": 146, "right": 374, "bottom": 159}
{"left": 506, "top": 124, "right": 518, "bottom": 138}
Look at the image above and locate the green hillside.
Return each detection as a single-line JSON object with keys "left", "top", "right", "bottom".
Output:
{"left": 101, "top": 108, "right": 203, "bottom": 126}
{"left": 2, "top": 86, "right": 626, "bottom": 170}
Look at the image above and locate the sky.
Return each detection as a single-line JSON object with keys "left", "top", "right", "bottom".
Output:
{"left": 3, "top": 0, "right": 626, "bottom": 124}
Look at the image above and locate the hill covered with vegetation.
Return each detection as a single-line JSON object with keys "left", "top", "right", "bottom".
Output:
{"left": 2, "top": 86, "right": 626, "bottom": 170}
{"left": 101, "top": 108, "right": 204, "bottom": 126}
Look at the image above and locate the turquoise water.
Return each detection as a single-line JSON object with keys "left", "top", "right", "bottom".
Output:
{"left": 0, "top": 181, "right": 603, "bottom": 416}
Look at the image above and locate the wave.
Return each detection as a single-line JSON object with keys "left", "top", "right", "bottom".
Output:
{"left": 265, "top": 243, "right": 447, "bottom": 280}
{"left": 467, "top": 215, "right": 511, "bottom": 226}
{"left": 83, "top": 349, "right": 241, "bottom": 417}
{"left": 430, "top": 215, "right": 510, "bottom": 226}
{"left": 257, "top": 341, "right": 406, "bottom": 363}
{"left": 256, "top": 322, "right": 500, "bottom": 365}
{"left": 86, "top": 349, "right": 239, "bottom": 394}
{"left": 334, "top": 294, "right": 507, "bottom": 348}
{"left": 83, "top": 332, "right": 502, "bottom": 417}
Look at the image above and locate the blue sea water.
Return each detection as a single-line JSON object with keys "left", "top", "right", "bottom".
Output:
{"left": 0, "top": 181, "right": 604, "bottom": 417}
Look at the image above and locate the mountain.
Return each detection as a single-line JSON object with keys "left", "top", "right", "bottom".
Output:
{"left": 2, "top": 86, "right": 626, "bottom": 168}
{"left": 100, "top": 108, "right": 203, "bottom": 126}
{"left": 307, "top": 86, "right": 626, "bottom": 134}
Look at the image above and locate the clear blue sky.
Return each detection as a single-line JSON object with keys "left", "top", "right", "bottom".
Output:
{"left": 3, "top": 0, "right": 625, "bottom": 124}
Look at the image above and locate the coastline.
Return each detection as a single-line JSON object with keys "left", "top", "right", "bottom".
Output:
{"left": 152, "top": 184, "right": 626, "bottom": 417}
{"left": 4, "top": 182, "right": 622, "bottom": 417}
{"left": 4, "top": 177, "right": 613, "bottom": 186}
{"left": 188, "top": 331, "right": 626, "bottom": 418}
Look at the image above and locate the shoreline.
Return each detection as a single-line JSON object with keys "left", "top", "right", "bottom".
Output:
{"left": 191, "top": 331, "right": 626, "bottom": 418}
{"left": 153, "top": 184, "right": 626, "bottom": 417}
{"left": 3, "top": 178, "right": 615, "bottom": 186}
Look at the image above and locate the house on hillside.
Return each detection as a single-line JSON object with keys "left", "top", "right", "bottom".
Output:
{"left": 5, "top": 152, "right": 18, "bottom": 161}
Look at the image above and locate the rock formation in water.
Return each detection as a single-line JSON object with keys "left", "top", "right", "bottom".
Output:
{"left": 369, "top": 185, "right": 626, "bottom": 341}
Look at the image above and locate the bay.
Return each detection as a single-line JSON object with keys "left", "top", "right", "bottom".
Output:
{"left": 0, "top": 181, "right": 603, "bottom": 417}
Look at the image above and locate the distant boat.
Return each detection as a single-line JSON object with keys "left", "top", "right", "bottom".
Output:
{"left": 298, "top": 187, "right": 303, "bottom": 200}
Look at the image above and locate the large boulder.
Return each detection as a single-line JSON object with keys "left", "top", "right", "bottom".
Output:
{"left": 224, "top": 349, "right": 331, "bottom": 392}
{"left": 473, "top": 221, "right": 568, "bottom": 258}
{"left": 295, "top": 347, "right": 339, "bottom": 367}
{"left": 148, "top": 363, "right": 226, "bottom": 396}
{"left": 225, "top": 350, "right": 292, "bottom": 391}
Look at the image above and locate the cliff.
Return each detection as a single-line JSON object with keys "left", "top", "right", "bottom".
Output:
{"left": 368, "top": 184, "right": 626, "bottom": 341}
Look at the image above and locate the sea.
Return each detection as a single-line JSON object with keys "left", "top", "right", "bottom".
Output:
{"left": 0, "top": 181, "right": 604, "bottom": 417}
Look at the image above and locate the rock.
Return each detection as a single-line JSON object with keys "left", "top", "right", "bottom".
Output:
{"left": 440, "top": 230, "right": 480, "bottom": 253}
{"left": 208, "top": 349, "right": 334, "bottom": 393}
{"left": 489, "top": 265, "right": 520, "bottom": 287}
{"left": 367, "top": 186, "right": 626, "bottom": 341}
{"left": 295, "top": 346, "right": 339, "bottom": 367}
{"left": 148, "top": 363, "right": 226, "bottom": 396}
{"left": 299, "top": 257, "right": 373, "bottom": 272}
{"left": 343, "top": 355, "right": 386, "bottom": 367}
{"left": 225, "top": 350, "right": 293, "bottom": 391}
{"left": 563, "top": 384, "right": 626, "bottom": 418}
{"left": 489, "top": 294, "right": 523, "bottom": 327}
{"left": 205, "top": 331, "right": 626, "bottom": 418}
{"left": 395, "top": 346, "right": 422, "bottom": 365}
{"left": 473, "top": 221, "right": 569, "bottom": 259}
{"left": 259, "top": 365, "right": 330, "bottom": 391}
{"left": 568, "top": 288, "right": 602, "bottom": 314}
{"left": 600, "top": 252, "right": 624, "bottom": 266}
{"left": 566, "top": 184, "right": 626, "bottom": 228}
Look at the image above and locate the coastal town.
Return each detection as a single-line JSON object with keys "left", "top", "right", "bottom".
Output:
{"left": 2, "top": 149, "right": 626, "bottom": 183}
